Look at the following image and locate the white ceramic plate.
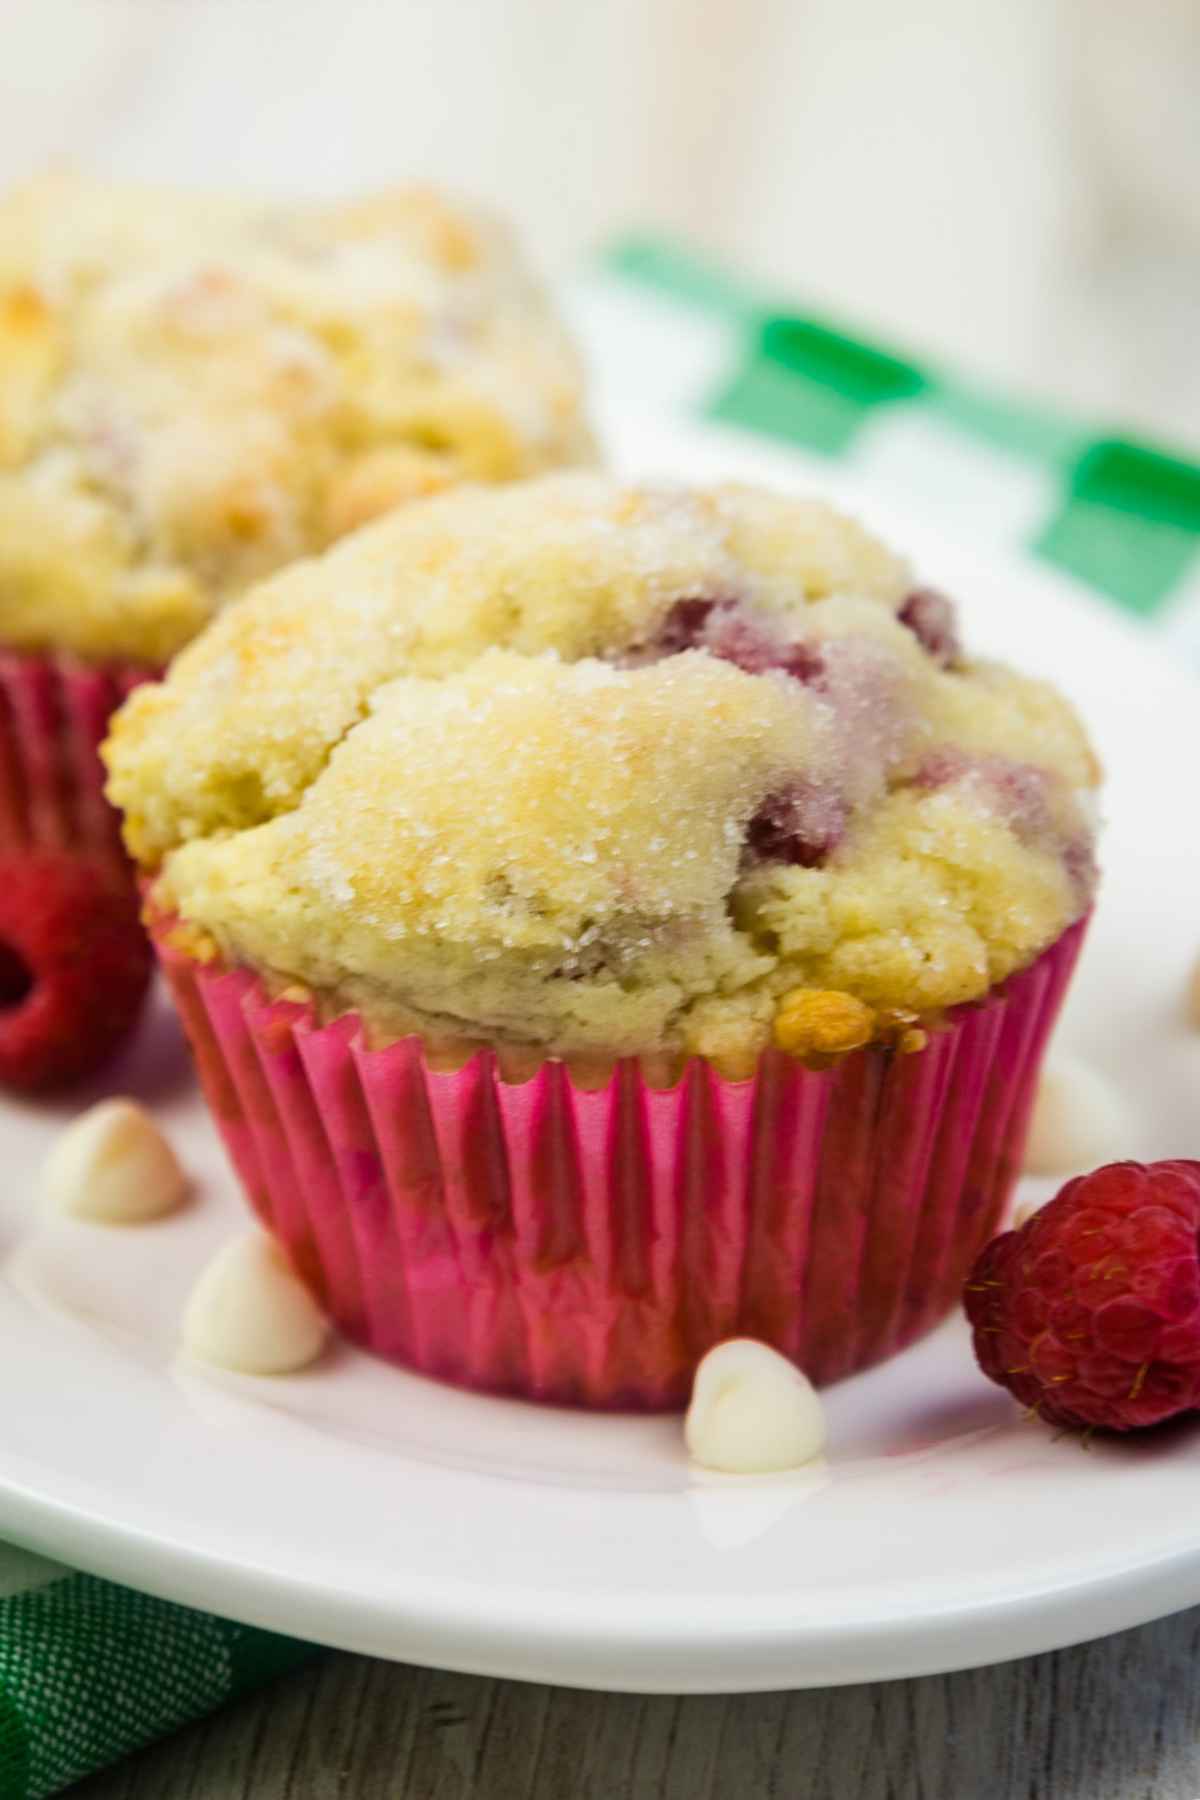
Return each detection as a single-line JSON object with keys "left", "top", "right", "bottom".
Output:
{"left": 1, "top": 413, "right": 1198, "bottom": 1695}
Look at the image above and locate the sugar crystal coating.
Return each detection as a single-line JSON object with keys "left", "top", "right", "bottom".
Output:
{"left": 0, "top": 172, "right": 594, "bottom": 663}
{"left": 105, "top": 475, "right": 1100, "bottom": 1062}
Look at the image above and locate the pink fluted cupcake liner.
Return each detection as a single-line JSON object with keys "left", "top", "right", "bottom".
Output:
{"left": 157, "top": 916, "right": 1087, "bottom": 1409}
{"left": 0, "top": 648, "right": 156, "bottom": 865}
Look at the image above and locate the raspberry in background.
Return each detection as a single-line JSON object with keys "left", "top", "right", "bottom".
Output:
{"left": 965, "top": 1161, "right": 1200, "bottom": 1431}
{"left": 0, "top": 851, "right": 152, "bottom": 1093}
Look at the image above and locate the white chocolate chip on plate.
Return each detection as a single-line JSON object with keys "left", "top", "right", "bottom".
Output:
{"left": 41, "top": 1098, "right": 187, "bottom": 1225}
{"left": 181, "top": 1232, "right": 329, "bottom": 1376}
{"left": 1022, "top": 1054, "right": 1134, "bottom": 1179}
{"left": 684, "top": 1339, "right": 826, "bottom": 1475}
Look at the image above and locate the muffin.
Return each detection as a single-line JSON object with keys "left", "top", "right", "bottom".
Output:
{"left": 105, "top": 475, "right": 1098, "bottom": 1407}
{"left": 0, "top": 172, "right": 593, "bottom": 861}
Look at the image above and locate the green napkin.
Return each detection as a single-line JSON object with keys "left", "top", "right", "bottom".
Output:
{"left": 2, "top": 236, "right": 1198, "bottom": 1798}
{"left": 0, "top": 1548, "right": 311, "bottom": 1798}
{"left": 598, "top": 236, "right": 1200, "bottom": 629}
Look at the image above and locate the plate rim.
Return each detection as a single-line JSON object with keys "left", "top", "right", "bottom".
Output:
{"left": 5, "top": 1442, "right": 1200, "bottom": 1692}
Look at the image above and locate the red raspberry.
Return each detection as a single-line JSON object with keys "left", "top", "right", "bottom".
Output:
{"left": 0, "top": 852, "right": 152, "bottom": 1093}
{"left": 965, "top": 1161, "right": 1200, "bottom": 1431}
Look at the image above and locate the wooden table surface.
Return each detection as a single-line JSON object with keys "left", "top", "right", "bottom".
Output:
{"left": 72, "top": 1610, "right": 1200, "bottom": 1800}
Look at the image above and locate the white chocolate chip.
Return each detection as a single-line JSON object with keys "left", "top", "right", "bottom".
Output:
{"left": 684, "top": 1339, "right": 826, "bottom": 1474}
{"left": 1023, "top": 1054, "right": 1132, "bottom": 1178}
{"left": 42, "top": 1099, "right": 187, "bottom": 1224}
{"left": 181, "top": 1232, "right": 329, "bottom": 1375}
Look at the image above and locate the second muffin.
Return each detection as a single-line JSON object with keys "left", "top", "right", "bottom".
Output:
{"left": 0, "top": 172, "right": 594, "bottom": 860}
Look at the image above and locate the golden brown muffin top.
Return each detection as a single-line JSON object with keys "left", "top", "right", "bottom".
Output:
{"left": 0, "top": 172, "right": 594, "bottom": 664}
{"left": 106, "top": 475, "right": 1099, "bottom": 1066}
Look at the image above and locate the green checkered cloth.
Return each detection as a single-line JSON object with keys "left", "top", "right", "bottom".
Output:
{"left": 2, "top": 235, "right": 1198, "bottom": 1799}
{"left": 587, "top": 237, "right": 1200, "bottom": 632}
{"left": 0, "top": 1547, "right": 311, "bottom": 1797}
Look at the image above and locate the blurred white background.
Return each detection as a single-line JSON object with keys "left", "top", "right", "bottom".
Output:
{"left": 0, "top": 0, "right": 1196, "bottom": 448}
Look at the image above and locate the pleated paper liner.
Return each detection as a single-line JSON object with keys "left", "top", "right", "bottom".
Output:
{"left": 0, "top": 648, "right": 156, "bottom": 866}
{"left": 157, "top": 915, "right": 1087, "bottom": 1409}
